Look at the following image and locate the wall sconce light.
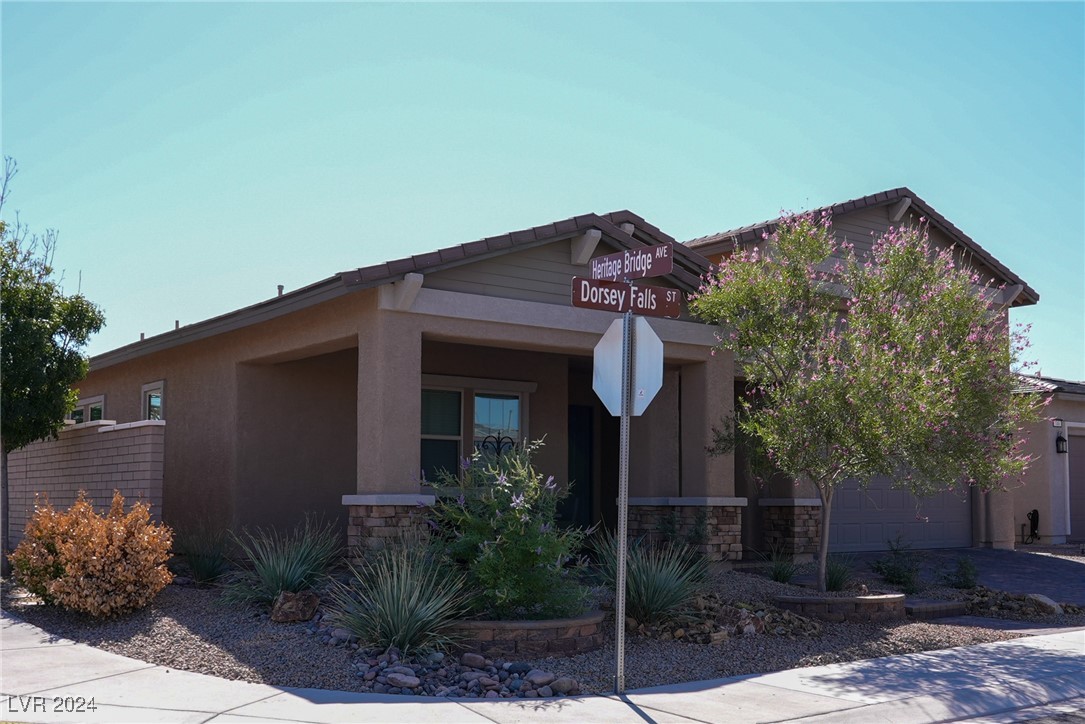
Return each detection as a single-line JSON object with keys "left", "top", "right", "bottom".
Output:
{"left": 1056, "top": 433, "right": 1068, "bottom": 454}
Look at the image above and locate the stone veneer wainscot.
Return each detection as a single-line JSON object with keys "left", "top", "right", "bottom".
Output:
{"left": 628, "top": 497, "right": 747, "bottom": 561}
{"left": 760, "top": 499, "right": 822, "bottom": 556}
{"left": 343, "top": 494, "right": 434, "bottom": 562}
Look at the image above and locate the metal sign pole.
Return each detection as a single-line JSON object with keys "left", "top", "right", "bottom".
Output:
{"left": 614, "top": 309, "right": 633, "bottom": 694}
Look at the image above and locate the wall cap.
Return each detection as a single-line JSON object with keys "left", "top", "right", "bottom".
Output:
{"left": 758, "top": 498, "right": 823, "bottom": 507}
{"left": 343, "top": 494, "right": 436, "bottom": 506}
{"left": 629, "top": 496, "right": 748, "bottom": 507}
{"left": 99, "top": 420, "right": 167, "bottom": 433}
{"left": 65, "top": 419, "right": 118, "bottom": 430}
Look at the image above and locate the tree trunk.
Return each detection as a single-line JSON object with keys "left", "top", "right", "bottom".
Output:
{"left": 816, "top": 485, "right": 834, "bottom": 593}
{"left": 1, "top": 446, "right": 10, "bottom": 577}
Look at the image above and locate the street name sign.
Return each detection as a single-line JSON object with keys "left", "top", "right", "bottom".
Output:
{"left": 590, "top": 243, "right": 674, "bottom": 282}
{"left": 571, "top": 277, "right": 681, "bottom": 318}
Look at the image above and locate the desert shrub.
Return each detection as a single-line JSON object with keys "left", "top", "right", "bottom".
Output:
{"left": 757, "top": 543, "right": 799, "bottom": 584}
{"left": 592, "top": 529, "right": 709, "bottom": 624}
{"left": 428, "top": 440, "right": 589, "bottom": 620}
{"left": 870, "top": 535, "right": 922, "bottom": 593}
{"left": 324, "top": 539, "right": 469, "bottom": 655}
{"left": 8, "top": 491, "right": 173, "bottom": 616}
{"left": 223, "top": 515, "right": 340, "bottom": 605}
{"left": 174, "top": 520, "right": 232, "bottom": 585}
{"left": 942, "top": 556, "right": 978, "bottom": 589}
{"left": 825, "top": 554, "right": 854, "bottom": 592}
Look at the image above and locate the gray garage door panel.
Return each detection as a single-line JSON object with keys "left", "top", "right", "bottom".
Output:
{"left": 1069, "top": 434, "right": 1085, "bottom": 542}
{"left": 829, "top": 477, "right": 972, "bottom": 552}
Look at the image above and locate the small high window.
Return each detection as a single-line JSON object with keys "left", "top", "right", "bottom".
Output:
{"left": 142, "top": 381, "right": 165, "bottom": 420}
{"left": 69, "top": 395, "right": 105, "bottom": 424}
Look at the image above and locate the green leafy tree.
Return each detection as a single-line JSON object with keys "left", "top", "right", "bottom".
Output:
{"left": 1, "top": 158, "right": 105, "bottom": 571}
{"left": 690, "top": 211, "right": 1041, "bottom": 591}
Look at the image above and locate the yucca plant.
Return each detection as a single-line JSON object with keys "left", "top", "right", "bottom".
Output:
{"left": 174, "top": 520, "right": 232, "bottom": 585}
{"left": 223, "top": 515, "right": 340, "bottom": 605}
{"left": 756, "top": 542, "right": 799, "bottom": 584}
{"left": 324, "top": 544, "right": 470, "bottom": 656}
{"left": 592, "top": 529, "right": 709, "bottom": 624}
{"left": 825, "top": 554, "right": 854, "bottom": 592}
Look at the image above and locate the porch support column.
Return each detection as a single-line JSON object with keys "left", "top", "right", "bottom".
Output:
{"left": 680, "top": 351, "right": 734, "bottom": 497}
{"left": 355, "top": 314, "right": 422, "bottom": 494}
{"left": 981, "top": 488, "right": 1015, "bottom": 550}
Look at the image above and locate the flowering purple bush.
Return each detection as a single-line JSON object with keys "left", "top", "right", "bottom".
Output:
{"left": 428, "top": 440, "right": 589, "bottom": 619}
{"left": 690, "top": 212, "right": 1042, "bottom": 591}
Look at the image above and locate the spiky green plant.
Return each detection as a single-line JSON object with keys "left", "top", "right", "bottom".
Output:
{"left": 223, "top": 515, "right": 340, "bottom": 605}
{"left": 756, "top": 542, "right": 799, "bottom": 584}
{"left": 825, "top": 554, "right": 854, "bottom": 592}
{"left": 592, "top": 529, "right": 709, "bottom": 624}
{"left": 174, "top": 520, "right": 232, "bottom": 585}
{"left": 323, "top": 544, "right": 469, "bottom": 656}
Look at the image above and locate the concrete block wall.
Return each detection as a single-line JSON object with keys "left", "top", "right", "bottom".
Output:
{"left": 5, "top": 420, "right": 165, "bottom": 546}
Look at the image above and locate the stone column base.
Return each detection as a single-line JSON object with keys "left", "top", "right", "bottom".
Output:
{"left": 343, "top": 494, "right": 434, "bottom": 563}
{"left": 628, "top": 497, "right": 746, "bottom": 561}
{"left": 760, "top": 500, "right": 821, "bottom": 556}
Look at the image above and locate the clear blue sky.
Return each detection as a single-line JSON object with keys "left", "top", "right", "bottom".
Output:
{"left": 3, "top": 2, "right": 1083, "bottom": 379}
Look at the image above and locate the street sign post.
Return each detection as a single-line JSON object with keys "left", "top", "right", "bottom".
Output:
{"left": 576, "top": 242, "right": 675, "bottom": 694}
{"left": 591, "top": 317, "right": 663, "bottom": 694}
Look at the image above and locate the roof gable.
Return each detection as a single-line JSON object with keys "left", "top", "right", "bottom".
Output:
{"left": 340, "top": 210, "right": 712, "bottom": 294}
{"left": 685, "top": 188, "right": 1038, "bottom": 306}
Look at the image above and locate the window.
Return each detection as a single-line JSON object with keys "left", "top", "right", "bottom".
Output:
{"left": 421, "top": 389, "right": 461, "bottom": 482}
{"left": 69, "top": 395, "right": 105, "bottom": 424}
{"left": 473, "top": 392, "right": 521, "bottom": 454}
{"left": 420, "top": 375, "right": 536, "bottom": 480}
{"left": 142, "top": 380, "right": 165, "bottom": 420}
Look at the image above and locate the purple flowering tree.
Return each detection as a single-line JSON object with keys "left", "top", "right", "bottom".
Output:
{"left": 689, "top": 212, "right": 1041, "bottom": 592}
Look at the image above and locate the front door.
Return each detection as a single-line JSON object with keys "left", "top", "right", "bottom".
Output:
{"left": 561, "top": 405, "right": 593, "bottom": 529}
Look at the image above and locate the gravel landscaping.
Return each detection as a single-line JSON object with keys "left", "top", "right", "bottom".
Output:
{"left": 6, "top": 562, "right": 1084, "bottom": 698}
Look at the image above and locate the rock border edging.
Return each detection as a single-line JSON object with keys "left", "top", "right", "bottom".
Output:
{"left": 449, "top": 610, "right": 606, "bottom": 657}
{"left": 774, "top": 593, "right": 905, "bottom": 623}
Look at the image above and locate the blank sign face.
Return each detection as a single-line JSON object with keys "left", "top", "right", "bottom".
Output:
{"left": 593, "top": 317, "right": 663, "bottom": 417}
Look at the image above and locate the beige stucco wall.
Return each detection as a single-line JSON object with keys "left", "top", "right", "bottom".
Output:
{"left": 236, "top": 348, "right": 358, "bottom": 532}
{"left": 78, "top": 291, "right": 374, "bottom": 533}
{"left": 1011, "top": 395, "right": 1085, "bottom": 544}
{"left": 77, "top": 268, "right": 733, "bottom": 537}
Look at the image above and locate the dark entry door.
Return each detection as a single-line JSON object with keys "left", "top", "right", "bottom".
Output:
{"left": 561, "top": 405, "right": 593, "bottom": 529}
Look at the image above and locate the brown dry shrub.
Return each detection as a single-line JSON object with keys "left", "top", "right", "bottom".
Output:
{"left": 8, "top": 490, "right": 173, "bottom": 616}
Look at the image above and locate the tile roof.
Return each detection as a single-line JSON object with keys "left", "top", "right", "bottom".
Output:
{"left": 339, "top": 210, "right": 711, "bottom": 293}
{"left": 684, "top": 187, "right": 1038, "bottom": 306}
{"left": 1015, "top": 375, "right": 1085, "bottom": 396}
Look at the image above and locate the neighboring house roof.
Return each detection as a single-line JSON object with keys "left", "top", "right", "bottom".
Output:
{"left": 685, "top": 187, "right": 1038, "bottom": 307}
{"left": 1015, "top": 375, "right": 1085, "bottom": 397}
{"left": 91, "top": 210, "right": 712, "bottom": 370}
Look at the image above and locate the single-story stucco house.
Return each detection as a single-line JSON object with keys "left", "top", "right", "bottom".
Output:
{"left": 8, "top": 188, "right": 1081, "bottom": 558}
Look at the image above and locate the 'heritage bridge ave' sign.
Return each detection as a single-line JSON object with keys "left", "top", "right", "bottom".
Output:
{"left": 572, "top": 242, "right": 680, "bottom": 318}
{"left": 589, "top": 243, "right": 673, "bottom": 281}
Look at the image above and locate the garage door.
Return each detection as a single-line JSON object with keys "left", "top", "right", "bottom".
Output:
{"left": 1069, "top": 433, "right": 1085, "bottom": 542}
{"left": 829, "top": 477, "right": 972, "bottom": 552}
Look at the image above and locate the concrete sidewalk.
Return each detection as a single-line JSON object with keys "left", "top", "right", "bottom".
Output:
{"left": 2, "top": 613, "right": 1083, "bottom": 724}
